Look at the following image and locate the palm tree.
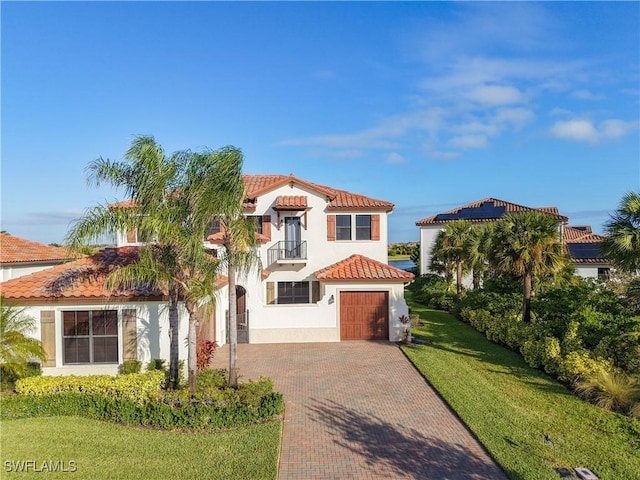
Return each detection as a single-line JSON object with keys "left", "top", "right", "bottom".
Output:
{"left": 602, "top": 192, "right": 640, "bottom": 273}
{"left": 432, "top": 220, "right": 474, "bottom": 298}
{"left": 468, "top": 223, "right": 494, "bottom": 289}
{"left": 490, "top": 211, "right": 567, "bottom": 323}
{"left": 66, "top": 136, "right": 220, "bottom": 392}
{"left": 187, "top": 147, "right": 260, "bottom": 388}
{"left": 0, "top": 296, "right": 46, "bottom": 377}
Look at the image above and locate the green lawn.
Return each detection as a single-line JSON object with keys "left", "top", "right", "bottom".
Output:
{"left": 388, "top": 254, "right": 411, "bottom": 261}
{"left": 402, "top": 298, "right": 640, "bottom": 480}
{"left": 0, "top": 416, "right": 281, "bottom": 479}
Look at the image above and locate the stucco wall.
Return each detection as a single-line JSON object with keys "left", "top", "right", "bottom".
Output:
{"left": 1, "top": 262, "right": 63, "bottom": 282}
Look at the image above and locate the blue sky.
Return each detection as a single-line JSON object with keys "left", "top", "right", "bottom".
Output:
{"left": 2, "top": 1, "right": 639, "bottom": 245}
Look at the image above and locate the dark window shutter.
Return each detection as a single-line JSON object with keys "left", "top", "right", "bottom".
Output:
{"left": 122, "top": 309, "right": 137, "bottom": 361}
{"left": 266, "top": 282, "right": 275, "bottom": 305}
{"left": 40, "top": 311, "right": 56, "bottom": 367}
{"left": 372, "top": 214, "right": 380, "bottom": 241}
{"left": 327, "top": 215, "right": 336, "bottom": 241}
{"left": 262, "top": 215, "right": 271, "bottom": 241}
{"left": 312, "top": 281, "right": 321, "bottom": 303}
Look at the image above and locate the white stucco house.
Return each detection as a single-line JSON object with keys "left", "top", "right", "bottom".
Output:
{"left": 0, "top": 233, "right": 71, "bottom": 282}
{"left": 415, "top": 197, "right": 612, "bottom": 282}
{"left": 0, "top": 174, "right": 413, "bottom": 376}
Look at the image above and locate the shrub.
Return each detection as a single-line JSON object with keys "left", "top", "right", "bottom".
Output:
{"left": 15, "top": 371, "right": 165, "bottom": 404}
{"left": 197, "top": 341, "right": 218, "bottom": 371}
{"left": 147, "top": 359, "right": 166, "bottom": 371}
{"left": 574, "top": 368, "right": 640, "bottom": 415}
{"left": 557, "top": 351, "right": 609, "bottom": 384}
{"left": 0, "top": 362, "right": 41, "bottom": 392}
{"left": 121, "top": 360, "right": 142, "bottom": 374}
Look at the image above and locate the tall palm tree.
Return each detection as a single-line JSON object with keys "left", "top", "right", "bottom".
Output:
{"left": 188, "top": 147, "right": 260, "bottom": 388}
{"left": 432, "top": 220, "right": 474, "bottom": 298}
{"left": 602, "top": 192, "right": 640, "bottom": 273}
{"left": 0, "top": 296, "right": 46, "bottom": 377}
{"left": 468, "top": 223, "right": 494, "bottom": 289}
{"left": 490, "top": 211, "right": 567, "bottom": 323}
{"left": 66, "top": 136, "right": 220, "bottom": 391}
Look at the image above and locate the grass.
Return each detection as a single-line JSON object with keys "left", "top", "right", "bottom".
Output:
{"left": 0, "top": 416, "right": 281, "bottom": 479}
{"left": 402, "top": 297, "right": 640, "bottom": 480}
{"left": 387, "top": 254, "right": 411, "bottom": 261}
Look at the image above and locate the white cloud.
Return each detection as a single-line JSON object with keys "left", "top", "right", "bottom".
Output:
{"left": 494, "top": 108, "right": 535, "bottom": 128}
{"left": 465, "top": 84, "right": 526, "bottom": 106}
{"left": 550, "top": 118, "right": 638, "bottom": 143}
{"left": 571, "top": 89, "right": 604, "bottom": 101}
{"left": 385, "top": 152, "right": 406, "bottom": 164}
{"left": 427, "top": 151, "right": 462, "bottom": 160}
{"left": 448, "top": 135, "right": 488, "bottom": 149}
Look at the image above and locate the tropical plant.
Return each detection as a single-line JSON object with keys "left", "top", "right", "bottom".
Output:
{"left": 602, "top": 192, "right": 640, "bottom": 273}
{"left": 0, "top": 296, "right": 46, "bottom": 377}
{"left": 431, "top": 220, "right": 474, "bottom": 298}
{"left": 489, "top": 211, "right": 568, "bottom": 323}
{"left": 65, "top": 136, "right": 222, "bottom": 392}
{"left": 468, "top": 224, "right": 494, "bottom": 289}
{"left": 187, "top": 147, "right": 260, "bottom": 388}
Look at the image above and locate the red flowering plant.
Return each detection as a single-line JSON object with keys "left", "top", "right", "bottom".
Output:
{"left": 197, "top": 340, "right": 219, "bottom": 371}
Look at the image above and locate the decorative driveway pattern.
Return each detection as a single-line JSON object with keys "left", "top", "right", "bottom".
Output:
{"left": 212, "top": 342, "right": 507, "bottom": 480}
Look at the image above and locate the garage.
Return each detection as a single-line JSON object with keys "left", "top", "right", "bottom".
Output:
{"left": 340, "top": 291, "right": 389, "bottom": 340}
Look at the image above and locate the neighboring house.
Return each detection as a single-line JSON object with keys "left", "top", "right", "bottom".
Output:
{"left": 0, "top": 174, "right": 413, "bottom": 376}
{"left": 563, "top": 225, "right": 612, "bottom": 280}
{"left": 0, "top": 233, "right": 71, "bottom": 281}
{"left": 416, "top": 198, "right": 569, "bottom": 281}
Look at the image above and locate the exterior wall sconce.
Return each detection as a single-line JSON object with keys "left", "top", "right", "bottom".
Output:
{"left": 328, "top": 294, "right": 334, "bottom": 304}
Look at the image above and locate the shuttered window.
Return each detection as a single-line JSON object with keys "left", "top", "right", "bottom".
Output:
{"left": 40, "top": 311, "right": 56, "bottom": 367}
{"left": 336, "top": 215, "right": 352, "bottom": 240}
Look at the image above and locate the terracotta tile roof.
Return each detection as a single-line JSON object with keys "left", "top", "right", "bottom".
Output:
{"left": 416, "top": 197, "right": 568, "bottom": 225}
{"left": 274, "top": 195, "right": 308, "bottom": 210}
{"left": 315, "top": 255, "right": 414, "bottom": 282}
{"left": 0, "top": 247, "right": 165, "bottom": 303}
{"left": 563, "top": 225, "right": 604, "bottom": 243}
{"left": 242, "top": 174, "right": 394, "bottom": 212}
{"left": 0, "top": 233, "right": 71, "bottom": 264}
{"left": 206, "top": 232, "right": 270, "bottom": 244}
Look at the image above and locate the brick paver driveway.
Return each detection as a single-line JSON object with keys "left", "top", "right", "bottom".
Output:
{"left": 212, "top": 342, "right": 506, "bottom": 480}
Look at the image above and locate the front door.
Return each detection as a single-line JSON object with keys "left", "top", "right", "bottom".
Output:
{"left": 284, "top": 217, "right": 301, "bottom": 258}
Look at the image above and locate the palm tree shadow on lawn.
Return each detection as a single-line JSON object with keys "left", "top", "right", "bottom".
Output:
{"left": 306, "top": 398, "right": 511, "bottom": 480}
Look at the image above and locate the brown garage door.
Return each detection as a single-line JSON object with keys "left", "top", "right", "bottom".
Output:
{"left": 340, "top": 291, "right": 389, "bottom": 340}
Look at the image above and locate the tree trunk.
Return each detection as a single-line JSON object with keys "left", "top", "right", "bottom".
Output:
{"left": 187, "top": 304, "right": 197, "bottom": 395}
{"left": 228, "top": 262, "right": 238, "bottom": 388}
{"left": 472, "top": 269, "right": 480, "bottom": 290}
{"left": 522, "top": 272, "right": 532, "bottom": 323}
{"left": 456, "top": 260, "right": 463, "bottom": 299}
{"left": 168, "top": 286, "right": 180, "bottom": 389}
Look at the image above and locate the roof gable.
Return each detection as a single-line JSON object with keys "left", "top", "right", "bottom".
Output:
{"left": 0, "top": 233, "right": 70, "bottom": 264}
{"left": 315, "top": 255, "right": 414, "bottom": 282}
{"left": 416, "top": 197, "right": 567, "bottom": 225}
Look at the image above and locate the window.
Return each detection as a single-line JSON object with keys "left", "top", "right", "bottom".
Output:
{"left": 356, "top": 215, "right": 372, "bottom": 240}
{"left": 205, "top": 219, "right": 222, "bottom": 238}
{"left": 277, "top": 282, "right": 310, "bottom": 304}
{"left": 63, "top": 310, "right": 118, "bottom": 364}
{"left": 336, "top": 215, "right": 352, "bottom": 240}
{"left": 248, "top": 216, "right": 263, "bottom": 235}
{"left": 597, "top": 268, "right": 611, "bottom": 281}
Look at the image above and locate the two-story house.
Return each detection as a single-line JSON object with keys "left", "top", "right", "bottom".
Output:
{"left": 0, "top": 174, "right": 413, "bottom": 376}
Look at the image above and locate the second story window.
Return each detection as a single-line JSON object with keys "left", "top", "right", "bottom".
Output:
{"left": 356, "top": 215, "right": 372, "bottom": 240}
{"left": 336, "top": 215, "right": 352, "bottom": 240}
{"left": 248, "top": 216, "right": 263, "bottom": 235}
{"left": 205, "top": 220, "right": 222, "bottom": 238}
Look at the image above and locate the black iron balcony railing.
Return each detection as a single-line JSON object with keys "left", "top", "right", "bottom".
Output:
{"left": 267, "top": 241, "right": 307, "bottom": 264}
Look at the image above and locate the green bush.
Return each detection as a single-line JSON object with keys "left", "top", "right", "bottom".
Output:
{"left": 121, "top": 360, "right": 142, "bottom": 374}
{"left": 0, "top": 362, "right": 41, "bottom": 392}
{"left": 15, "top": 371, "right": 165, "bottom": 404}
{"left": 3, "top": 369, "right": 284, "bottom": 430}
{"left": 410, "top": 274, "right": 457, "bottom": 311}
{"left": 147, "top": 359, "right": 166, "bottom": 371}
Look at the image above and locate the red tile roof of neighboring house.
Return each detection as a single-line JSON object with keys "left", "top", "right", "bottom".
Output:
{"left": 0, "top": 247, "right": 229, "bottom": 303}
{"left": 315, "top": 255, "right": 414, "bottom": 282}
{"left": 563, "top": 225, "right": 605, "bottom": 243}
{"left": 563, "top": 225, "right": 608, "bottom": 264}
{"left": 274, "top": 195, "right": 308, "bottom": 210}
{"left": 0, "top": 233, "right": 71, "bottom": 264}
{"left": 416, "top": 197, "right": 568, "bottom": 225}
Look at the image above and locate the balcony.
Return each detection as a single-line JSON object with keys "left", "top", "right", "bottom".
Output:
{"left": 267, "top": 240, "right": 307, "bottom": 265}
